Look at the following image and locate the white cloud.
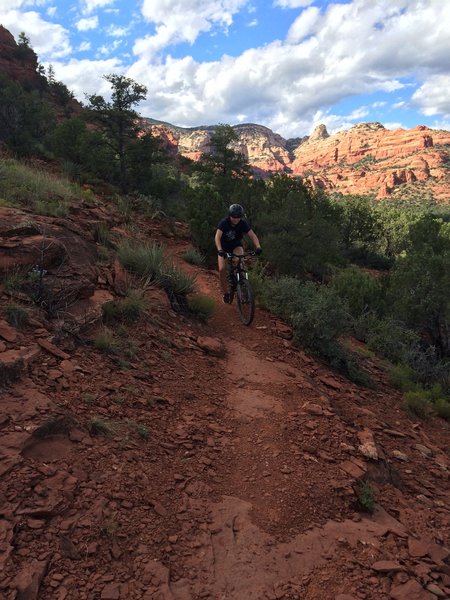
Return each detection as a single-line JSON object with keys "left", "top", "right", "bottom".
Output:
{"left": 47, "top": 6, "right": 57, "bottom": 17}
{"left": 76, "top": 16, "right": 98, "bottom": 31}
{"left": 81, "top": 0, "right": 116, "bottom": 15}
{"left": 412, "top": 75, "right": 450, "bottom": 118}
{"left": 274, "top": 0, "right": 314, "bottom": 8}
{"left": 78, "top": 41, "right": 91, "bottom": 51}
{"left": 287, "top": 6, "right": 319, "bottom": 43}
{"left": 105, "top": 24, "right": 130, "bottom": 37}
{"left": 48, "top": 57, "right": 122, "bottom": 99}
{"left": 135, "top": 0, "right": 249, "bottom": 57}
{"left": 1, "top": 9, "right": 71, "bottom": 58}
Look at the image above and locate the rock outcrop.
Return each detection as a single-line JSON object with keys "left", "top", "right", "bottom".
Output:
{"left": 143, "top": 119, "right": 450, "bottom": 201}
{"left": 0, "top": 25, "right": 42, "bottom": 88}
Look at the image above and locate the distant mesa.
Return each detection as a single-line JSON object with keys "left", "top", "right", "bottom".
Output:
{"left": 142, "top": 117, "right": 450, "bottom": 201}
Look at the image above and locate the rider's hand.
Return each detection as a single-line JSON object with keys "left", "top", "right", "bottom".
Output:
{"left": 218, "top": 250, "right": 227, "bottom": 257}
{"left": 255, "top": 247, "right": 262, "bottom": 255}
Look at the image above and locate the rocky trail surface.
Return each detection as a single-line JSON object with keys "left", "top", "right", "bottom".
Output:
{"left": 0, "top": 204, "right": 449, "bottom": 600}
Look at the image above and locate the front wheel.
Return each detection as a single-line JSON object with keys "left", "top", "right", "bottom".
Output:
{"left": 236, "top": 278, "right": 255, "bottom": 326}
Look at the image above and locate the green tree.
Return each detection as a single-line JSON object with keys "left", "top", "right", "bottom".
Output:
{"left": 86, "top": 74, "right": 147, "bottom": 191}
{"left": 201, "top": 123, "right": 249, "bottom": 178}
{"left": 0, "top": 74, "right": 55, "bottom": 156}
{"left": 256, "top": 174, "right": 343, "bottom": 278}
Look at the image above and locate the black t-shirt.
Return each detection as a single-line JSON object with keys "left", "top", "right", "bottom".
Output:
{"left": 217, "top": 217, "right": 251, "bottom": 251}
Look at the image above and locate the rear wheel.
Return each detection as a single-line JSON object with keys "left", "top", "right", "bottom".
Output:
{"left": 236, "top": 278, "right": 255, "bottom": 325}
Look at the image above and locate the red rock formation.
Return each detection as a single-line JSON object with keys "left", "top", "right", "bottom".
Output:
{"left": 0, "top": 25, "right": 42, "bottom": 88}
{"left": 145, "top": 118, "right": 450, "bottom": 201}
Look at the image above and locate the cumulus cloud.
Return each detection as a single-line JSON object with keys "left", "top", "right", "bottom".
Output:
{"left": 48, "top": 57, "right": 122, "bottom": 99}
{"left": 76, "top": 16, "right": 98, "bottom": 31}
{"left": 274, "top": 0, "right": 314, "bottom": 8}
{"left": 134, "top": 0, "right": 249, "bottom": 58}
{"left": 81, "top": 0, "right": 116, "bottom": 15}
{"left": 412, "top": 75, "right": 450, "bottom": 117}
{"left": 1, "top": 9, "right": 71, "bottom": 58}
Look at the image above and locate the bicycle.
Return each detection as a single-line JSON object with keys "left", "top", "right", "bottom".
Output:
{"left": 225, "top": 250, "right": 256, "bottom": 326}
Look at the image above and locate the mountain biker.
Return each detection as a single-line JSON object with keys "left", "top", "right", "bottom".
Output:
{"left": 215, "top": 203, "right": 262, "bottom": 304}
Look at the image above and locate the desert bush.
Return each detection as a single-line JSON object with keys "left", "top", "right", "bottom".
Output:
{"left": 4, "top": 304, "right": 29, "bottom": 328}
{"left": 262, "top": 277, "right": 372, "bottom": 385}
{"left": 88, "top": 417, "right": 115, "bottom": 437}
{"left": 94, "top": 328, "right": 118, "bottom": 354}
{"left": 117, "top": 240, "right": 166, "bottom": 281}
{"left": 188, "top": 295, "right": 215, "bottom": 321}
{"left": 181, "top": 247, "right": 206, "bottom": 266}
{"left": 94, "top": 223, "right": 112, "bottom": 247}
{"left": 0, "top": 159, "right": 83, "bottom": 212}
{"left": 389, "top": 363, "right": 418, "bottom": 392}
{"left": 330, "top": 266, "right": 383, "bottom": 321}
{"left": 356, "top": 480, "right": 376, "bottom": 513}
{"left": 403, "top": 390, "right": 434, "bottom": 419}
{"left": 366, "top": 319, "right": 419, "bottom": 364}
{"left": 102, "top": 290, "right": 145, "bottom": 324}
{"left": 161, "top": 264, "right": 196, "bottom": 296}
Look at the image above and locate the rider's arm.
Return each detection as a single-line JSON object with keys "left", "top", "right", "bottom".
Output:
{"left": 247, "top": 229, "right": 261, "bottom": 250}
{"left": 215, "top": 229, "right": 224, "bottom": 253}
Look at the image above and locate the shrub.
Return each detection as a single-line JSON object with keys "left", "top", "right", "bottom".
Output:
{"left": 102, "top": 290, "right": 145, "bottom": 324}
{"left": 88, "top": 417, "right": 115, "bottom": 437}
{"left": 0, "top": 159, "right": 83, "bottom": 210}
{"left": 117, "top": 240, "right": 166, "bottom": 281}
{"left": 366, "top": 319, "right": 419, "bottom": 364}
{"left": 4, "top": 304, "right": 29, "bottom": 328}
{"left": 188, "top": 295, "right": 215, "bottom": 321}
{"left": 161, "top": 264, "right": 196, "bottom": 296}
{"left": 181, "top": 247, "right": 206, "bottom": 266}
{"left": 330, "top": 266, "right": 383, "bottom": 320}
{"left": 434, "top": 398, "right": 450, "bottom": 420}
{"left": 403, "top": 390, "right": 434, "bottom": 419}
{"left": 356, "top": 480, "right": 376, "bottom": 513}
{"left": 389, "top": 364, "right": 418, "bottom": 392}
{"left": 248, "top": 259, "right": 267, "bottom": 301}
{"left": 94, "top": 328, "right": 118, "bottom": 354}
{"left": 94, "top": 223, "right": 111, "bottom": 246}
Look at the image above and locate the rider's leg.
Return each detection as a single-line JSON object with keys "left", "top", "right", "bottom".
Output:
{"left": 217, "top": 254, "right": 228, "bottom": 294}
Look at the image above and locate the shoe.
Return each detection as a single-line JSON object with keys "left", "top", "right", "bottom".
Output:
{"left": 223, "top": 293, "right": 231, "bottom": 304}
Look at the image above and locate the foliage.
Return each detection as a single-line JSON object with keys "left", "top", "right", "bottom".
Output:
{"left": 330, "top": 266, "right": 383, "bottom": 321}
{"left": 366, "top": 319, "right": 419, "bottom": 364}
{"left": 356, "top": 480, "right": 376, "bottom": 513}
{"left": 86, "top": 74, "right": 147, "bottom": 191}
{"left": 88, "top": 417, "right": 115, "bottom": 437}
{"left": 117, "top": 240, "right": 166, "bottom": 281}
{"left": 188, "top": 294, "right": 216, "bottom": 321}
{"left": 256, "top": 174, "right": 343, "bottom": 279}
{"left": 181, "top": 247, "right": 206, "bottom": 266}
{"left": 0, "top": 158, "right": 83, "bottom": 213}
{"left": 185, "top": 181, "right": 227, "bottom": 258}
{"left": 201, "top": 123, "right": 249, "bottom": 177}
{"left": 4, "top": 304, "right": 29, "bottom": 328}
{"left": 0, "top": 74, "right": 55, "bottom": 156}
{"left": 102, "top": 290, "right": 145, "bottom": 324}
{"left": 388, "top": 246, "right": 450, "bottom": 358}
{"left": 261, "top": 276, "right": 371, "bottom": 384}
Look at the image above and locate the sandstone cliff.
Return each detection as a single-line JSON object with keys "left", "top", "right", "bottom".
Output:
{"left": 144, "top": 118, "right": 450, "bottom": 201}
{"left": 0, "top": 25, "right": 42, "bottom": 88}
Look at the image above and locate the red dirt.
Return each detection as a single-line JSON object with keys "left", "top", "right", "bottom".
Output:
{"left": 0, "top": 211, "right": 449, "bottom": 600}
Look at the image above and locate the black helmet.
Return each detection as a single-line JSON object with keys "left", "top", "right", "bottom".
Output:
{"left": 229, "top": 203, "right": 245, "bottom": 218}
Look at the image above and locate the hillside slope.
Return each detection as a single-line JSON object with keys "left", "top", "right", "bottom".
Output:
{"left": 0, "top": 202, "right": 449, "bottom": 600}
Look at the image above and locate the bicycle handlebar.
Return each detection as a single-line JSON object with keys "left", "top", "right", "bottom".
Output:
{"left": 223, "top": 250, "right": 257, "bottom": 259}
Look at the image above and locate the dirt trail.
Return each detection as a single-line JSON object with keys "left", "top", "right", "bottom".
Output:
{"left": 0, "top": 226, "right": 449, "bottom": 600}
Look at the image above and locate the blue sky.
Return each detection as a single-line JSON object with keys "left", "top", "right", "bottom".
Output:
{"left": 1, "top": 0, "right": 450, "bottom": 139}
